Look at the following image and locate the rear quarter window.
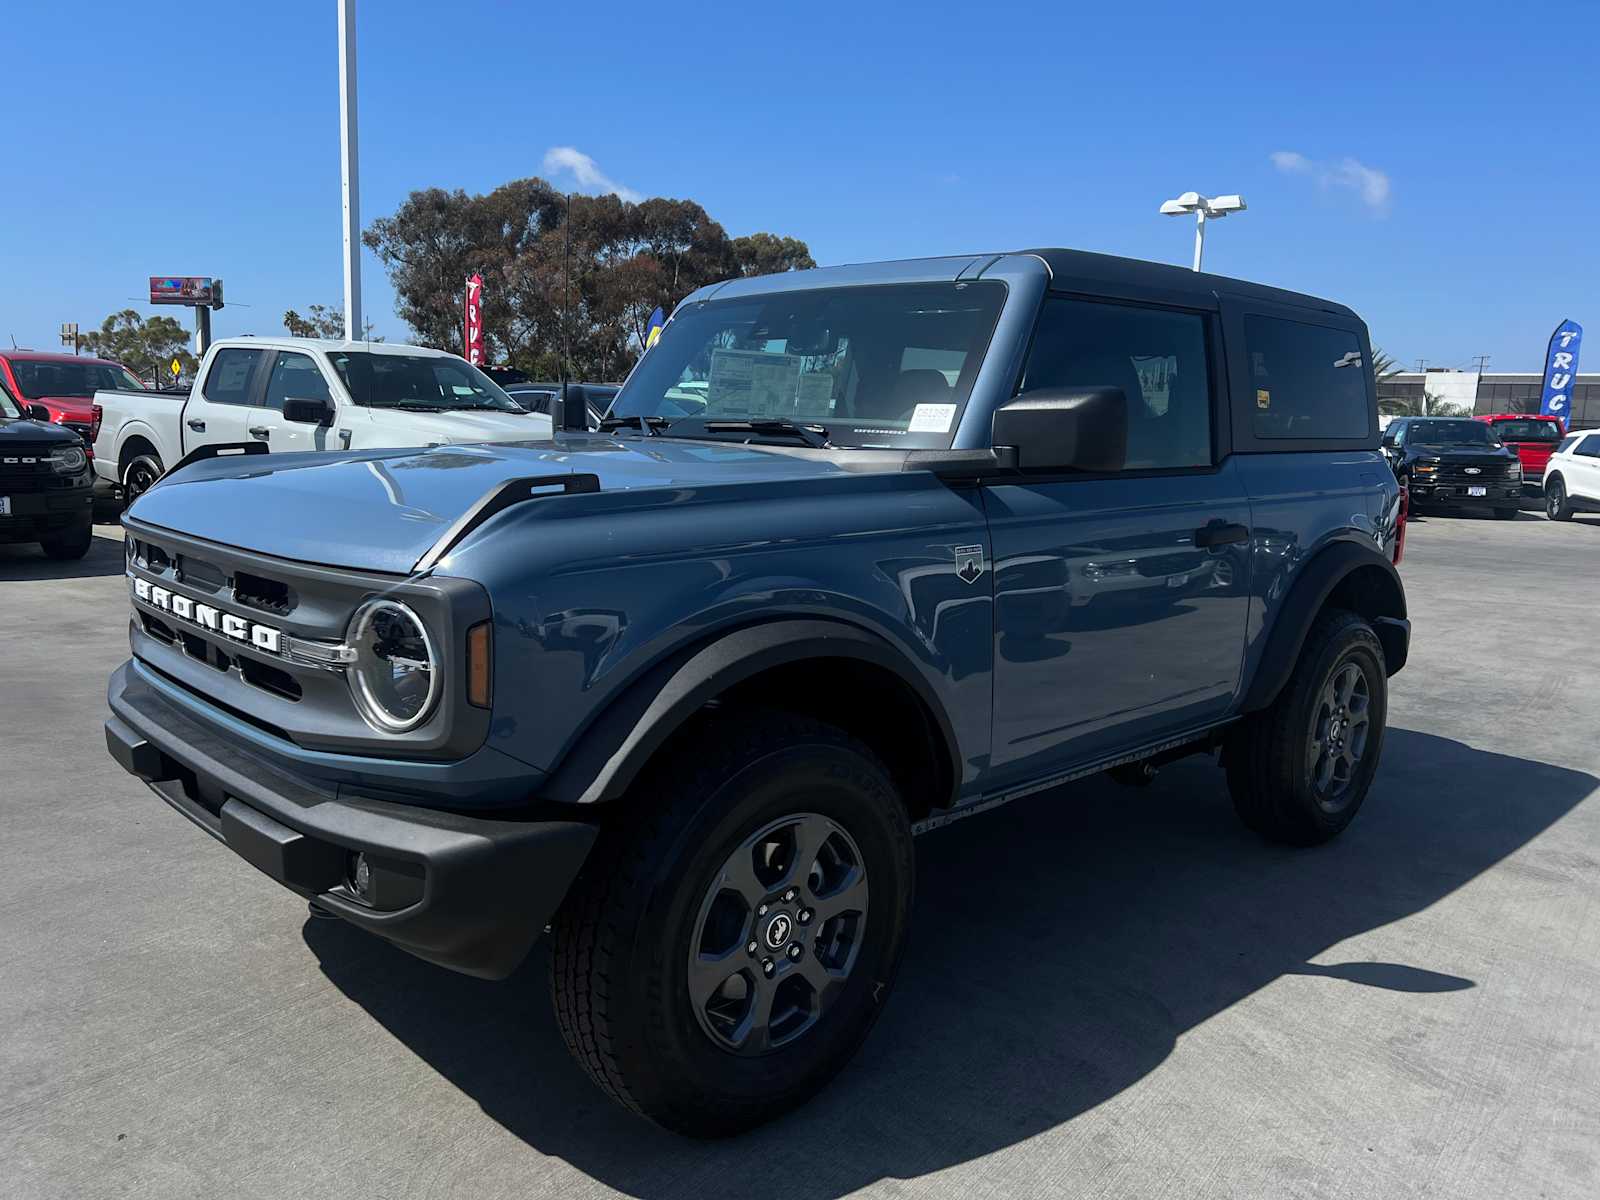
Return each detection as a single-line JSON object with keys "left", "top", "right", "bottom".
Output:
{"left": 1244, "top": 315, "right": 1371, "bottom": 440}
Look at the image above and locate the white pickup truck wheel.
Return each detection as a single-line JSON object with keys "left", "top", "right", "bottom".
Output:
{"left": 122, "top": 454, "right": 163, "bottom": 507}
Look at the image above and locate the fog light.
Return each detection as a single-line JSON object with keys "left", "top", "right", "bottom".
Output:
{"left": 348, "top": 851, "right": 372, "bottom": 902}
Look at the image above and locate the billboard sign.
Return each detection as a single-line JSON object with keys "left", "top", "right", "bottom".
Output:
{"left": 149, "top": 276, "right": 214, "bottom": 306}
{"left": 463, "top": 274, "right": 485, "bottom": 366}
{"left": 1539, "top": 319, "right": 1583, "bottom": 428}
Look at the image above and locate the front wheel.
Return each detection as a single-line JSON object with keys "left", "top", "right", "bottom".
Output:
{"left": 40, "top": 523, "right": 93, "bottom": 560}
{"left": 1226, "top": 610, "right": 1388, "bottom": 845}
{"left": 1546, "top": 478, "right": 1574, "bottom": 522}
{"left": 549, "top": 712, "right": 914, "bottom": 1136}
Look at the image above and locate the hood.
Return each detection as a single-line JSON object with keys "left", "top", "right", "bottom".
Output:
{"left": 126, "top": 435, "right": 879, "bottom": 573}
{"left": 0, "top": 416, "right": 82, "bottom": 446}
{"left": 22, "top": 395, "right": 94, "bottom": 421}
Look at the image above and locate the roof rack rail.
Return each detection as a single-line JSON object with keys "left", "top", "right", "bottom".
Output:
{"left": 414, "top": 472, "right": 601, "bottom": 572}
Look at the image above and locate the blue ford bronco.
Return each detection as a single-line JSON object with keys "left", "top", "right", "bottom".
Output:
{"left": 106, "top": 249, "right": 1408, "bottom": 1135}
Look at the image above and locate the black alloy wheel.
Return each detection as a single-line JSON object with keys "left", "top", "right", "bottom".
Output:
{"left": 688, "top": 812, "right": 869, "bottom": 1055}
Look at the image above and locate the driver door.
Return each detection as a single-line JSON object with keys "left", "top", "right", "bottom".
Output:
{"left": 252, "top": 350, "right": 341, "bottom": 454}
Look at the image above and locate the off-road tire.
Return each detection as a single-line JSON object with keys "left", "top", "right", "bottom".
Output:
{"left": 1546, "top": 477, "right": 1574, "bottom": 522}
{"left": 1226, "top": 609, "right": 1387, "bottom": 846}
{"left": 39, "top": 524, "right": 93, "bottom": 560}
{"left": 549, "top": 711, "right": 915, "bottom": 1137}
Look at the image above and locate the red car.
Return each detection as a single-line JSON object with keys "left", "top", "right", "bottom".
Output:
{"left": 1475, "top": 413, "right": 1566, "bottom": 490}
{"left": 0, "top": 349, "right": 144, "bottom": 447}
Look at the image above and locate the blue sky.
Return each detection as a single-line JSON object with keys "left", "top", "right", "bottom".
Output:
{"left": 2, "top": 0, "right": 1593, "bottom": 371}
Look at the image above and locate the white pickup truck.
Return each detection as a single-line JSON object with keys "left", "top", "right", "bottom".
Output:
{"left": 93, "top": 337, "right": 552, "bottom": 504}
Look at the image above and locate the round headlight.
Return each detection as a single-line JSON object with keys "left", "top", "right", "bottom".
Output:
{"left": 346, "top": 600, "right": 440, "bottom": 732}
{"left": 49, "top": 446, "right": 87, "bottom": 474}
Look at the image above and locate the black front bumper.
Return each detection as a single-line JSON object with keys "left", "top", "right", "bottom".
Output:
{"left": 0, "top": 487, "right": 93, "bottom": 543}
{"left": 106, "top": 661, "right": 597, "bottom": 979}
{"left": 1409, "top": 482, "right": 1521, "bottom": 506}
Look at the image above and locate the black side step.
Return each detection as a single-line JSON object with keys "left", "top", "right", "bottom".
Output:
{"left": 414, "top": 473, "right": 601, "bottom": 572}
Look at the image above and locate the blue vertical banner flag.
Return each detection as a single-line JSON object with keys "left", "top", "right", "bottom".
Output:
{"left": 1539, "top": 319, "right": 1583, "bottom": 428}
{"left": 644, "top": 306, "right": 667, "bottom": 352}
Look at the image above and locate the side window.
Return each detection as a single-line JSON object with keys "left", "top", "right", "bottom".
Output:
{"left": 1021, "top": 297, "right": 1213, "bottom": 469}
{"left": 1554, "top": 434, "right": 1580, "bottom": 455}
{"left": 261, "top": 352, "right": 333, "bottom": 411}
{"left": 1578, "top": 435, "right": 1600, "bottom": 458}
{"left": 1243, "top": 316, "right": 1371, "bottom": 440}
{"left": 201, "top": 348, "right": 265, "bottom": 406}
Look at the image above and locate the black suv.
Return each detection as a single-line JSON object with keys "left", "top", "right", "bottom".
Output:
{"left": 1382, "top": 416, "right": 1523, "bottom": 518}
{"left": 0, "top": 381, "right": 95, "bottom": 559}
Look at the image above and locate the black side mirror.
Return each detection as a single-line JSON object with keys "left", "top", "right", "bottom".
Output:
{"left": 992, "top": 387, "right": 1127, "bottom": 472}
{"left": 282, "top": 396, "right": 334, "bottom": 426}
{"left": 26, "top": 402, "right": 51, "bottom": 422}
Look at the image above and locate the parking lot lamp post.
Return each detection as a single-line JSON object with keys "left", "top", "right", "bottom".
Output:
{"left": 1160, "top": 192, "right": 1247, "bottom": 271}
{"left": 338, "top": 0, "right": 363, "bottom": 341}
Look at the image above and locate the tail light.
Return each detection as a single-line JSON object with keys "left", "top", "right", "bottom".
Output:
{"left": 1393, "top": 486, "right": 1408, "bottom": 565}
{"left": 90, "top": 403, "right": 103, "bottom": 444}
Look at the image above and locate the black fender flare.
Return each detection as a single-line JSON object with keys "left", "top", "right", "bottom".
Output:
{"left": 538, "top": 618, "right": 962, "bottom": 807}
{"left": 1241, "top": 538, "right": 1409, "bottom": 713}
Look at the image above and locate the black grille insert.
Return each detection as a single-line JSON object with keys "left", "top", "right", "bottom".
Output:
{"left": 238, "top": 656, "right": 303, "bottom": 701}
{"left": 234, "top": 570, "right": 293, "bottom": 615}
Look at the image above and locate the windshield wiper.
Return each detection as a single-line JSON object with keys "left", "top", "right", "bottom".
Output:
{"left": 599, "top": 415, "right": 670, "bottom": 436}
{"left": 690, "top": 418, "right": 833, "bottom": 448}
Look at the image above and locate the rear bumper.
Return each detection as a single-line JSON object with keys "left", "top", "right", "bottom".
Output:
{"left": 106, "top": 659, "right": 597, "bottom": 979}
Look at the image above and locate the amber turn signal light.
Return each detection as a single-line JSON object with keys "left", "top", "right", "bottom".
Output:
{"left": 466, "top": 621, "right": 492, "bottom": 708}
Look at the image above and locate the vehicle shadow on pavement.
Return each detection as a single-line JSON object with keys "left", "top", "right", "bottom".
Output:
{"left": 304, "top": 727, "right": 1593, "bottom": 1198}
{"left": 0, "top": 532, "right": 125, "bottom": 581}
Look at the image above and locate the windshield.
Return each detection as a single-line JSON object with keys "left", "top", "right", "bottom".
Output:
{"left": 329, "top": 351, "right": 523, "bottom": 412}
{"left": 1492, "top": 419, "right": 1560, "bottom": 442}
{"left": 612, "top": 281, "right": 1007, "bottom": 449}
{"left": 1407, "top": 420, "right": 1498, "bottom": 446}
{"left": 10, "top": 359, "right": 143, "bottom": 398}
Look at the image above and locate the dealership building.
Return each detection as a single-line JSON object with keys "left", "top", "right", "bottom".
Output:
{"left": 1377, "top": 370, "right": 1600, "bottom": 429}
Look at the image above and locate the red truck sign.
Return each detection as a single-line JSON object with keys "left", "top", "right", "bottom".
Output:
{"left": 463, "top": 274, "right": 485, "bottom": 366}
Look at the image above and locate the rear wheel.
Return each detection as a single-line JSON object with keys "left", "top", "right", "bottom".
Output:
{"left": 549, "top": 712, "right": 914, "bottom": 1136}
{"left": 1546, "top": 477, "right": 1573, "bottom": 521}
{"left": 1226, "top": 610, "right": 1387, "bottom": 845}
{"left": 122, "top": 453, "right": 163, "bottom": 507}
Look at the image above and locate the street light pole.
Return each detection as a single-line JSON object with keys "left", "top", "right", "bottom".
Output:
{"left": 337, "top": 0, "right": 363, "bottom": 341}
{"left": 1161, "top": 192, "right": 1246, "bottom": 272}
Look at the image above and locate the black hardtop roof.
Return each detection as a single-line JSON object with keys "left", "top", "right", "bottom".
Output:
{"left": 1022, "top": 247, "right": 1357, "bottom": 319}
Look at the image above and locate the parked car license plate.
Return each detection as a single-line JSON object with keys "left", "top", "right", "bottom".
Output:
{"left": 1467, "top": 486, "right": 1487, "bottom": 497}
{"left": 0, "top": 496, "right": 10, "bottom": 515}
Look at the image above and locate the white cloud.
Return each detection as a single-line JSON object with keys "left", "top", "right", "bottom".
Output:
{"left": 1270, "top": 150, "right": 1391, "bottom": 215}
{"left": 541, "top": 147, "right": 642, "bottom": 203}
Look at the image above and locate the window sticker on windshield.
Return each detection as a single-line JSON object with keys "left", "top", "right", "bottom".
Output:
{"left": 707, "top": 349, "right": 803, "bottom": 416}
{"left": 796, "top": 372, "right": 835, "bottom": 413}
{"left": 1256, "top": 389, "right": 1271, "bottom": 410}
{"left": 907, "top": 403, "right": 957, "bottom": 433}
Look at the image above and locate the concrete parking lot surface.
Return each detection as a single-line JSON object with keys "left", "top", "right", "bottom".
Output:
{"left": 3, "top": 511, "right": 1598, "bottom": 1199}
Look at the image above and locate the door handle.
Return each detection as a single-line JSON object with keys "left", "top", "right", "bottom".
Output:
{"left": 248, "top": 426, "right": 271, "bottom": 439}
{"left": 1194, "top": 521, "right": 1249, "bottom": 549}
{"left": 186, "top": 419, "right": 206, "bottom": 432}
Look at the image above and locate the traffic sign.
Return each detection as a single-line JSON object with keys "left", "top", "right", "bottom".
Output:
{"left": 169, "top": 358, "right": 182, "bottom": 379}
